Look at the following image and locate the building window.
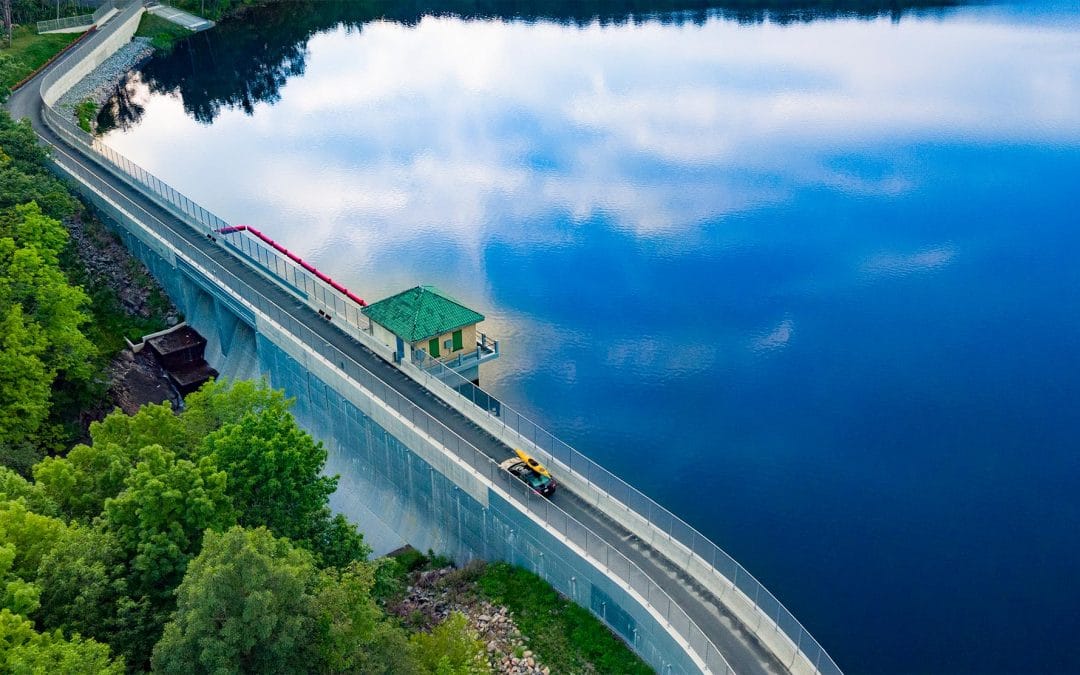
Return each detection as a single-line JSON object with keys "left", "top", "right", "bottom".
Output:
{"left": 428, "top": 337, "right": 440, "bottom": 358}
{"left": 452, "top": 330, "right": 463, "bottom": 351}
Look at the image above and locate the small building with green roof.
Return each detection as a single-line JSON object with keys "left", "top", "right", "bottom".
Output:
{"left": 362, "top": 285, "right": 499, "bottom": 381}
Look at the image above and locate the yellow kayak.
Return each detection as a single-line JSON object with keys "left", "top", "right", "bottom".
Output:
{"left": 515, "top": 448, "right": 551, "bottom": 477}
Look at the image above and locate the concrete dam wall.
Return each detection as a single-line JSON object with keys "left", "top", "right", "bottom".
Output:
{"left": 82, "top": 193, "right": 701, "bottom": 674}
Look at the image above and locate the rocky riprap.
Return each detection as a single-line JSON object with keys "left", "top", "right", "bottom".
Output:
{"left": 389, "top": 565, "right": 551, "bottom": 675}
{"left": 66, "top": 210, "right": 182, "bottom": 418}
{"left": 67, "top": 210, "right": 179, "bottom": 324}
{"left": 107, "top": 348, "right": 181, "bottom": 414}
{"left": 56, "top": 37, "right": 155, "bottom": 123}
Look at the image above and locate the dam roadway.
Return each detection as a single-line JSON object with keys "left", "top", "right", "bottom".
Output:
{"left": 9, "top": 27, "right": 796, "bottom": 675}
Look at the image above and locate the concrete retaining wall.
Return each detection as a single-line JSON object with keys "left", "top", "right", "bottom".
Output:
{"left": 41, "top": 4, "right": 144, "bottom": 106}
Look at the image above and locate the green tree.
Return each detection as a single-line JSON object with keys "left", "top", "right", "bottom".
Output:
{"left": 0, "top": 466, "right": 57, "bottom": 518}
{"left": 0, "top": 199, "right": 95, "bottom": 452}
{"left": 0, "top": 609, "right": 123, "bottom": 674}
{"left": 102, "top": 445, "right": 234, "bottom": 598}
{"left": 307, "top": 510, "right": 370, "bottom": 570}
{"left": 198, "top": 406, "right": 335, "bottom": 539}
{"left": 410, "top": 612, "right": 490, "bottom": 675}
{"left": 1, "top": 542, "right": 40, "bottom": 617}
{"left": 0, "top": 304, "right": 50, "bottom": 447}
{"left": 196, "top": 387, "right": 368, "bottom": 566}
{"left": 181, "top": 378, "right": 291, "bottom": 440}
{"left": 313, "top": 561, "right": 418, "bottom": 675}
{"left": 0, "top": 114, "right": 76, "bottom": 219}
{"left": 33, "top": 403, "right": 189, "bottom": 522}
{"left": 0, "top": 205, "right": 96, "bottom": 383}
{"left": 32, "top": 442, "right": 134, "bottom": 523}
{"left": 92, "top": 401, "right": 194, "bottom": 459}
{"left": 0, "top": 54, "right": 21, "bottom": 101}
{"left": 151, "top": 526, "right": 319, "bottom": 674}
{"left": 154, "top": 526, "right": 417, "bottom": 675}
{"left": 0, "top": 499, "right": 69, "bottom": 582}
{"left": 33, "top": 525, "right": 128, "bottom": 648}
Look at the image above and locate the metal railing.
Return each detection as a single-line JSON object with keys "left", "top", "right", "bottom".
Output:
{"left": 36, "top": 13, "right": 838, "bottom": 673}
{"left": 36, "top": 0, "right": 116, "bottom": 33}
{"left": 215, "top": 227, "right": 372, "bottom": 331}
{"left": 37, "top": 12, "right": 95, "bottom": 33}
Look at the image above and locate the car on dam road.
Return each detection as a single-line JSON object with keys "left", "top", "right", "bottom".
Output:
{"left": 500, "top": 450, "right": 557, "bottom": 497}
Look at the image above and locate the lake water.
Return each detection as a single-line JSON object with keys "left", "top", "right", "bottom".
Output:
{"left": 100, "top": 1, "right": 1080, "bottom": 672}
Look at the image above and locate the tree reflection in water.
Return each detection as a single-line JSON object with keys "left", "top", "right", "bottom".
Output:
{"left": 100, "top": 0, "right": 961, "bottom": 130}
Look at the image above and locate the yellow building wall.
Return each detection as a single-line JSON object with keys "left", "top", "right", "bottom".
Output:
{"left": 411, "top": 323, "right": 478, "bottom": 361}
{"left": 369, "top": 320, "right": 478, "bottom": 362}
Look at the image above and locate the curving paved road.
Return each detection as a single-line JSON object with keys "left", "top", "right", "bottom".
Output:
{"left": 7, "top": 35, "right": 790, "bottom": 675}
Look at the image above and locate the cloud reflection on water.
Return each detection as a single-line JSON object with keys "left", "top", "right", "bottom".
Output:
{"left": 101, "top": 7, "right": 1080, "bottom": 383}
{"left": 106, "top": 9, "right": 1080, "bottom": 260}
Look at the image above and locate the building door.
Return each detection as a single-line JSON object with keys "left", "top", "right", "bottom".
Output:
{"left": 428, "top": 337, "right": 440, "bottom": 358}
{"left": 452, "top": 330, "right": 463, "bottom": 351}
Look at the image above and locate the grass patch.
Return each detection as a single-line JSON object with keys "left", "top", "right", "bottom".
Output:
{"left": 75, "top": 98, "right": 96, "bottom": 132}
{"left": 477, "top": 562, "right": 653, "bottom": 675}
{"left": 134, "top": 12, "right": 193, "bottom": 53}
{"left": 0, "top": 25, "right": 80, "bottom": 93}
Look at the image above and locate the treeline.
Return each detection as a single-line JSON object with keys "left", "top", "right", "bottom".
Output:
{"left": 1, "top": 380, "right": 490, "bottom": 673}
{"left": 0, "top": 110, "right": 93, "bottom": 471}
{"left": 5, "top": 0, "right": 103, "bottom": 25}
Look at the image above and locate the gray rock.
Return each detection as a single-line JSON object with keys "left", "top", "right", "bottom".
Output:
{"left": 56, "top": 37, "right": 157, "bottom": 126}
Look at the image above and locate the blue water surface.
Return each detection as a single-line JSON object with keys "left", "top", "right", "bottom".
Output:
{"left": 102, "top": 2, "right": 1080, "bottom": 672}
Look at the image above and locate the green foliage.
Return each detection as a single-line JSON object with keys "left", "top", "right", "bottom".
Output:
{"left": 181, "top": 377, "right": 289, "bottom": 440}
{"left": 197, "top": 397, "right": 338, "bottom": 541}
{"left": 1, "top": 543, "right": 41, "bottom": 617}
{"left": 75, "top": 99, "right": 96, "bottom": 134}
{"left": 152, "top": 527, "right": 317, "bottom": 673}
{"left": 0, "top": 442, "right": 40, "bottom": 479}
{"left": 1, "top": 203, "right": 96, "bottom": 381}
{"left": 134, "top": 13, "right": 193, "bottom": 54}
{"left": 0, "top": 113, "right": 77, "bottom": 219}
{"left": 0, "top": 26, "right": 79, "bottom": 101}
{"left": 410, "top": 612, "right": 490, "bottom": 675}
{"left": 103, "top": 445, "right": 235, "bottom": 598}
{"left": 0, "top": 608, "right": 124, "bottom": 674}
{"left": 33, "top": 525, "right": 128, "bottom": 649}
{"left": 90, "top": 394, "right": 191, "bottom": 455}
{"left": 0, "top": 53, "right": 20, "bottom": 103}
{"left": 34, "top": 442, "right": 134, "bottom": 522}
{"left": 0, "top": 198, "right": 94, "bottom": 456}
{"left": 313, "top": 560, "right": 418, "bottom": 675}
{"left": 0, "top": 305, "right": 50, "bottom": 447}
{"left": 0, "top": 500, "right": 69, "bottom": 582}
{"left": 35, "top": 402, "right": 190, "bottom": 521}
{"left": 0, "top": 467, "right": 57, "bottom": 518}
{"left": 194, "top": 379, "right": 369, "bottom": 567}
{"left": 154, "top": 526, "right": 418, "bottom": 674}
{"left": 477, "top": 562, "right": 652, "bottom": 675}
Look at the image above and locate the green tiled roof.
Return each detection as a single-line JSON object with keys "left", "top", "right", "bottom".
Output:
{"left": 362, "top": 286, "right": 485, "bottom": 342}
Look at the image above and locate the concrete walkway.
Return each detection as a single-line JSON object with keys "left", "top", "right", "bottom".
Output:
{"left": 146, "top": 2, "right": 214, "bottom": 31}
